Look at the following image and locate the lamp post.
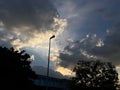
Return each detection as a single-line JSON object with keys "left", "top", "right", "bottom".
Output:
{"left": 47, "top": 35, "right": 55, "bottom": 77}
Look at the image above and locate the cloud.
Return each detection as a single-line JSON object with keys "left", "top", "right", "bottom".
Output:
{"left": 0, "top": 0, "right": 68, "bottom": 73}
{"left": 0, "top": 0, "right": 58, "bottom": 38}
{"left": 52, "top": 0, "right": 120, "bottom": 40}
{"left": 58, "top": 27, "right": 120, "bottom": 69}
{"left": 0, "top": 0, "right": 58, "bottom": 31}
{"left": 0, "top": 0, "right": 58, "bottom": 47}
{"left": 52, "top": 0, "right": 120, "bottom": 71}
{"left": 56, "top": 66, "right": 75, "bottom": 76}
{"left": 0, "top": 30, "right": 15, "bottom": 47}
{"left": 58, "top": 25, "right": 120, "bottom": 68}
{"left": 58, "top": 34, "right": 103, "bottom": 69}
{"left": 1, "top": 0, "right": 120, "bottom": 78}
{"left": 0, "top": 0, "right": 67, "bottom": 48}
{"left": 92, "top": 26, "right": 120, "bottom": 65}
{"left": 32, "top": 66, "right": 66, "bottom": 79}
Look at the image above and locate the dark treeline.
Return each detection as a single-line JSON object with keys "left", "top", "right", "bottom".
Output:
{"left": 0, "top": 46, "right": 120, "bottom": 90}
{"left": 69, "top": 60, "right": 120, "bottom": 90}
{"left": 0, "top": 46, "right": 37, "bottom": 89}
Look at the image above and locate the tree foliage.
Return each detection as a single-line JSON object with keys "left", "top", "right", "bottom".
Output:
{"left": 0, "top": 46, "right": 37, "bottom": 89}
{"left": 69, "top": 60, "right": 119, "bottom": 90}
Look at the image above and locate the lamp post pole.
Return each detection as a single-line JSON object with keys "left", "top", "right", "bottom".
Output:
{"left": 47, "top": 35, "right": 55, "bottom": 77}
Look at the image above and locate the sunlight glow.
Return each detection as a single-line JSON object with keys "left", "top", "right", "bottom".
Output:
{"left": 11, "top": 17, "right": 67, "bottom": 50}
{"left": 56, "top": 66, "right": 75, "bottom": 76}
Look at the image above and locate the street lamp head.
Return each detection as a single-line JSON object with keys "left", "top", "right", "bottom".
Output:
{"left": 50, "top": 35, "right": 55, "bottom": 39}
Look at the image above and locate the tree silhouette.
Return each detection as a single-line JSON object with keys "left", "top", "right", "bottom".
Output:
{"left": 69, "top": 60, "right": 119, "bottom": 90}
{"left": 0, "top": 46, "right": 37, "bottom": 89}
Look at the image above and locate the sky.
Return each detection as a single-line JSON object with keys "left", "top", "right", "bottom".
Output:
{"left": 0, "top": 0, "right": 120, "bottom": 78}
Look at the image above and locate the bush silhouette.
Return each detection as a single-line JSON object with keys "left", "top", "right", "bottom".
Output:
{"left": 69, "top": 60, "right": 119, "bottom": 90}
{"left": 0, "top": 46, "right": 37, "bottom": 89}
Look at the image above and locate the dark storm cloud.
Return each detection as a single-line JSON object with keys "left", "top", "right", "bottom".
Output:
{"left": 0, "top": 0, "right": 59, "bottom": 48}
{"left": 59, "top": 34, "right": 101, "bottom": 69}
{"left": 53, "top": 0, "right": 120, "bottom": 68}
{"left": 0, "top": 0, "right": 58, "bottom": 32}
{"left": 0, "top": 30, "right": 16, "bottom": 47}
{"left": 59, "top": 27, "right": 120, "bottom": 68}
{"left": 53, "top": 0, "right": 120, "bottom": 39}
{"left": 92, "top": 26, "right": 120, "bottom": 65}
